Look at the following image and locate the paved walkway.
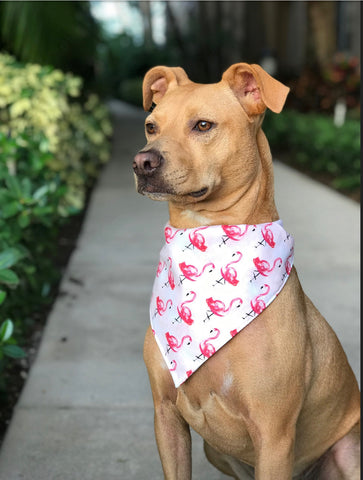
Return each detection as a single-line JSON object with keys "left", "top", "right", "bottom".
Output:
{"left": 0, "top": 101, "right": 359, "bottom": 479}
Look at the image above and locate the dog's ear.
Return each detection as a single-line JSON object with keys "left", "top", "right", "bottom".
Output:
{"left": 222, "top": 63, "right": 289, "bottom": 117}
{"left": 142, "top": 66, "right": 190, "bottom": 111}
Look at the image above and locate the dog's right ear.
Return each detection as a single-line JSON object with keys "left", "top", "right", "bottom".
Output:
{"left": 142, "top": 66, "right": 190, "bottom": 112}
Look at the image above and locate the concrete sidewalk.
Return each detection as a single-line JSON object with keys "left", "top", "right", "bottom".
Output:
{"left": 0, "top": 101, "right": 359, "bottom": 480}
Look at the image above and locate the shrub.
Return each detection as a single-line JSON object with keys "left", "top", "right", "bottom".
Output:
{"left": 263, "top": 109, "right": 360, "bottom": 192}
{"left": 0, "top": 53, "right": 112, "bottom": 386}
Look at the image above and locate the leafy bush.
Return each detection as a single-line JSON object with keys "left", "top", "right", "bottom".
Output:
{"left": 263, "top": 109, "right": 360, "bottom": 192}
{"left": 0, "top": 53, "right": 112, "bottom": 385}
{"left": 0, "top": 53, "right": 112, "bottom": 212}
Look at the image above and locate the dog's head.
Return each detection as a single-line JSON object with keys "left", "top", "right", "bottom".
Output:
{"left": 133, "top": 63, "right": 289, "bottom": 206}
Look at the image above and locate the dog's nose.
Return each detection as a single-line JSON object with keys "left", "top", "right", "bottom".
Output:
{"left": 133, "top": 150, "right": 163, "bottom": 176}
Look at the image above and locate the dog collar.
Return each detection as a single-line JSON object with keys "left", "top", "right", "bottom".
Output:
{"left": 150, "top": 220, "right": 294, "bottom": 387}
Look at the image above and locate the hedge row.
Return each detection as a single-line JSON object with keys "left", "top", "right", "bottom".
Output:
{"left": 263, "top": 109, "right": 360, "bottom": 192}
{"left": 0, "top": 53, "right": 112, "bottom": 382}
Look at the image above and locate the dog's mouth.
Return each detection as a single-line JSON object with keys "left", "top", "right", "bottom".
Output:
{"left": 137, "top": 174, "right": 209, "bottom": 201}
{"left": 189, "top": 187, "right": 208, "bottom": 198}
{"left": 137, "top": 177, "right": 175, "bottom": 199}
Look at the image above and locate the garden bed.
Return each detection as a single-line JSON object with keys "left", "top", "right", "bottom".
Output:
{"left": 275, "top": 151, "right": 360, "bottom": 203}
{"left": 0, "top": 202, "right": 89, "bottom": 443}
{"left": 0, "top": 53, "right": 112, "bottom": 445}
{"left": 263, "top": 109, "right": 360, "bottom": 200}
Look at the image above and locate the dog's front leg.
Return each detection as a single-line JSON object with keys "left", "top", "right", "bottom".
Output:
{"left": 154, "top": 399, "right": 192, "bottom": 479}
{"left": 144, "top": 327, "right": 192, "bottom": 479}
{"left": 253, "top": 433, "right": 295, "bottom": 480}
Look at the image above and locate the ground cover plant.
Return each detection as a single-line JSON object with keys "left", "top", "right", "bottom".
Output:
{"left": 263, "top": 110, "right": 360, "bottom": 197}
{"left": 0, "top": 53, "right": 112, "bottom": 428}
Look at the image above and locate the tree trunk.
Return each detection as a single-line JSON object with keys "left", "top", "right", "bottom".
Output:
{"left": 139, "top": 1, "right": 154, "bottom": 46}
{"left": 307, "top": 1, "right": 337, "bottom": 69}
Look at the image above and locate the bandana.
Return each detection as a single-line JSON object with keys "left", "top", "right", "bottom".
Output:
{"left": 150, "top": 220, "right": 294, "bottom": 387}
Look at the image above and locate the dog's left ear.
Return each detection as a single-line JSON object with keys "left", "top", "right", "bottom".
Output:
{"left": 222, "top": 63, "right": 289, "bottom": 117}
{"left": 142, "top": 66, "right": 190, "bottom": 111}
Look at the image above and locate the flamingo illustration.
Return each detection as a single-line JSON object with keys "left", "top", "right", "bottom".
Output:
{"left": 220, "top": 224, "right": 256, "bottom": 246}
{"left": 206, "top": 296, "right": 243, "bottom": 317}
{"left": 176, "top": 291, "right": 197, "bottom": 325}
{"left": 285, "top": 250, "right": 294, "bottom": 275}
{"left": 179, "top": 261, "right": 215, "bottom": 282}
{"left": 156, "top": 296, "right": 172, "bottom": 316}
{"left": 156, "top": 261, "right": 165, "bottom": 277}
{"left": 199, "top": 328, "right": 220, "bottom": 358}
{"left": 261, "top": 223, "right": 275, "bottom": 247}
{"left": 219, "top": 251, "right": 243, "bottom": 286}
{"left": 185, "top": 227, "right": 208, "bottom": 251}
{"left": 167, "top": 257, "right": 175, "bottom": 290}
{"left": 169, "top": 360, "right": 177, "bottom": 371}
{"left": 165, "top": 226, "right": 184, "bottom": 243}
{"left": 253, "top": 257, "right": 282, "bottom": 277}
{"left": 165, "top": 332, "right": 192, "bottom": 352}
{"left": 250, "top": 284, "right": 270, "bottom": 314}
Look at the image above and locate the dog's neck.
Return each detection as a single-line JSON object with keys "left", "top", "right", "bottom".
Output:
{"left": 169, "top": 129, "right": 279, "bottom": 229}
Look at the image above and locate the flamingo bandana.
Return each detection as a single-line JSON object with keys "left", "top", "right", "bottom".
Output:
{"left": 150, "top": 220, "right": 294, "bottom": 387}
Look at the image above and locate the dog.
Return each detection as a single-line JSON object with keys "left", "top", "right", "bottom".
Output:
{"left": 133, "top": 63, "right": 360, "bottom": 479}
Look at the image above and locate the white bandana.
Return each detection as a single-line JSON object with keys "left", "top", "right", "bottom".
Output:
{"left": 150, "top": 220, "right": 294, "bottom": 387}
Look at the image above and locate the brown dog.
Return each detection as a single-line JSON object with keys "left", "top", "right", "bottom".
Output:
{"left": 133, "top": 63, "right": 360, "bottom": 479}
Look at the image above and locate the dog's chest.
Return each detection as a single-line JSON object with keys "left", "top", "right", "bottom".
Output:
{"left": 175, "top": 361, "right": 255, "bottom": 461}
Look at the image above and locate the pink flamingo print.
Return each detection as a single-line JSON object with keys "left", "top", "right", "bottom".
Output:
{"left": 285, "top": 250, "right": 293, "bottom": 275}
{"left": 156, "top": 296, "right": 172, "bottom": 316}
{"left": 206, "top": 296, "right": 243, "bottom": 317}
{"left": 165, "top": 226, "right": 184, "bottom": 243}
{"left": 199, "top": 328, "right": 220, "bottom": 358}
{"left": 220, "top": 224, "right": 255, "bottom": 245}
{"left": 187, "top": 227, "right": 208, "bottom": 252}
{"left": 156, "top": 261, "right": 165, "bottom": 277}
{"left": 169, "top": 360, "right": 177, "bottom": 371}
{"left": 167, "top": 257, "right": 175, "bottom": 290}
{"left": 250, "top": 284, "right": 270, "bottom": 314}
{"left": 220, "top": 251, "right": 243, "bottom": 286}
{"left": 179, "top": 261, "right": 215, "bottom": 282}
{"left": 261, "top": 223, "right": 275, "bottom": 248}
{"left": 176, "top": 291, "right": 197, "bottom": 325}
{"left": 165, "top": 332, "right": 192, "bottom": 352}
{"left": 253, "top": 256, "right": 282, "bottom": 277}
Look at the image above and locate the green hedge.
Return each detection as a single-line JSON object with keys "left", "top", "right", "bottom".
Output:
{"left": 0, "top": 53, "right": 112, "bottom": 384}
{"left": 263, "top": 109, "right": 360, "bottom": 191}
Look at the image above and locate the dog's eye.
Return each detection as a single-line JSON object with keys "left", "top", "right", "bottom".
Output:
{"left": 194, "top": 120, "right": 213, "bottom": 132}
{"left": 146, "top": 123, "right": 156, "bottom": 134}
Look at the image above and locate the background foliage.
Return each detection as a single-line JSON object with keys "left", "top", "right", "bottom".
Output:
{"left": 0, "top": 53, "right": 112, "bottom": 388}
{"left": 0, "top": 1, "right": 100, "bottom": 87}
{"left": 263, "top": 110, "right": 360, "bottom": 192}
